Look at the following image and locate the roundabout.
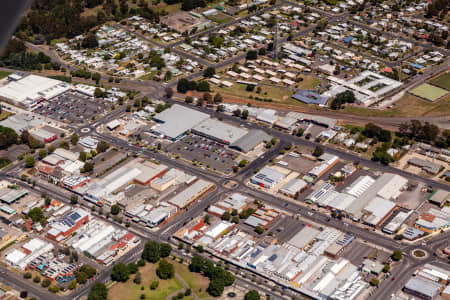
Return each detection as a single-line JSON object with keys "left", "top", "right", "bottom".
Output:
{"left": 411, "top": 249, "right": 429, "bottom": 259}
{"left": 80, "top": 127, "right": 91, "bottom": 134}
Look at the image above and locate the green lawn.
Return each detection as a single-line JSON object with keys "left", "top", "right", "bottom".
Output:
{"left": 0, "top": 71, "right": 11, "bottom": 79}
{"left": 430, "top": 73, "right": 450, "bottom": 90}
{"left": 169, "top": 259, "right": 210, "bottom": 298}
{"left": 152, "top": 3, "right": 182, "bottom": 13}
{"left": 139, "top": 71, "right": 158, "bottom": 81}
{"left": 109, "top": 263, "right": 183, "bottom": 300}
{"left": 207, "top": 13, "right": 233, "bottom": 24}
{"left": 214, "top": 83, "right": 293, "bottom": 102}
{"left": 409, "top": 83, "right": 448, "bottom": 102}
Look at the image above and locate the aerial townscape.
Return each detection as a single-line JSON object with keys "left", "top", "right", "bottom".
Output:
{"left": 0, "top": 0, "right": 448, "bottom": 300}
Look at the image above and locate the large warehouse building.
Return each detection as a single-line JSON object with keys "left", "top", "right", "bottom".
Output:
{"left": 152, "top": 104, "right": 272, "bottom": 152}
{"left": 0, "top": 74, "right": 71, "bottom": 110}
{"left": 192, "top": 118, "right": 248, "bottom": 145}
{"left": 152, "top": 104, "right": 209, "bottom": 140}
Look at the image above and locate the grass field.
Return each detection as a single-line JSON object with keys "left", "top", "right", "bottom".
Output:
{"left": 341, "top": 93, "right": 450, "bottom": 117}
{"left": 169, "top": 259, "right": 210, "bottom": 298}
{"left": 409, "top": 83, "right": 448, "bottom": 101}
{"left": 0, "top": 71, "right": 11, "bottom": 79}
{"left": 213, "top": 83, "right": 293, "bottom": 102}
{"left": 109, "top": 263, "right": 183, "bottom": 300}
{"left": 430, "top": 73, "right": 450, "bottom": 90}
{"left": 152, "top": 3, "right": 182, "bottom": 13}
{"left": 207, "top": 13, "right": 233, "bottom": 24}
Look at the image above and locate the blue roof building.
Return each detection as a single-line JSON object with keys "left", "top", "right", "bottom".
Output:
{"left": 292, "top": 90, "right": 329, "bottom": 105}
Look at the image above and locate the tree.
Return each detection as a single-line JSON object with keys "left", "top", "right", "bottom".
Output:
{"left": 142, "top": 241, "right": 161, "bottom": 263}
{"left": 203, "top": 214, "right": 210, "bottom": 224}
{"left": 312, "top": 146, "right": 324, "bottom": 157}
{"left": 110, "top": 204, "right": 120, "bottom": 215}
{"left": 94, "top": 88, "right": 104, "bottom": 98}
{"left": 48, "top": 145, "right": 56, "bottom": 153}
{"left": 221, "top": 212, "right": 231, "bottom": 221}
{"left": 160, "top": 243, "right": 172, "bottom": 258}
{"left": 204, "top": 67, "right": 216, "bottom": 78}
{"left": 82, "top": 33, "right": 99, "bottom": 49}
{"left": 76, "top": 270, "right": 89, "bottom": 284}
{"left": 165, "top": 87, "right": 174, "bottom": 98}
{"left": 383, "top": 264, "right": 390, "bottom": 273}
{"left": 127, "top": 263, "right": 138, "bottom": 274}
{"left": 330, "top": 90, "right": 355, "bottom": 110}
{"left": 207, "top": 280, "right": 225, "bottom": 297}
{"left": 246, "top": 50, "right": 258, "bottom": 60}
{"left": 79, "top": 151, "right": 88, "bottom": 162}
{"left": 82, "top": 162, "right": 94, "bottom": 173}
{"left": 185, "top": 96, "right": 194, "bottom": 104}
{"left": 33, "top": 275, "right": 41, "bottom": 283}
{"left": 197, "top": 81, "right": 210, "bottom": 92}
{"left": 38, "top": 149, "right": 48, "bottom": 160}
{"left": 96, "top": 141, "right": 110, "bottom": 153}
{"left": 0, "top": 126, "right": 18, "bottom": 150}
{"left": 391, "top": 250, "right": 402, "bottom": 261}
{"left": 24, "top": 272, "right": 32, "bottom": 279}
{"left": 25, "top": 155, "right": 35, "bottom": 168}
{"left": 245, "top": 290, "right": 260, "bottom": 300}
{"left": 68, "top": 280, "right": 77, "bottom": 290}
{"left": 150, "top": 280, "right": 159, "bottom": 290}
{"left": 28, "top": 207, "right": 44, "bottom": 223}
{"left": 88, "top": 283, "right": 108, "bottom": 300}
{"left": 71, "top": 133, "right": 79, "bottom": 145}
{"left": 213, "top": 93, "right": 223, "bottom": 104}
{"left": 177, "top": 78, "right": 190, "bottom": 93}
{"left": 41, "top": 278, "right": 51, "bottom": 288}
{"left": 370, "top": 278, "right": 380, "bottom": 286}
{"left": 203, "top": 92, "right": 212, "bottom": 103}
{"left": 254, "top": 226, "right": 264, "bottom": 235}
{"left": 111, "top": 262, "right": 130, "bottom": 282}
{"left": 241, "top": 110, "right": 249, "bottom": 120}
{"left": 156, "top": 259, "right": 174, "bottom": 279}
{"left": 134, "top": 271, "right": 142, "bottom": 284}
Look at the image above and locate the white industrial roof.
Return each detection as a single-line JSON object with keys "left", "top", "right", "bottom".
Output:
{"left": 205, "top": 221, "right": 232, "bottom": 239}
{"left": 363, "top": 197, "right": 396, "bottom": 226}
{"left": 54, "top": 148, "right": 79, "bottom": 162}
{"left": 5, "top": 249, "right": 26, "bottom": 265}
{"left": 280, "top": 178, "right": 307, "bottom": 195}
{"left": 287, "top": 226, "right": 320, "bottom": 249}
{"left": 168, "top": 179, "right": 212, "bottom": 208}
{"left": 98, "top": 166, "right": 142, "bottom": 194}
{"left": 154, "top": 104, "right": 210, "bottom": 139}
{"left": 376, "top": 174, "right": 407, "bottom": 199}
{"left": 0, "top": 75, "right": 70, "bottom": 105}
{"left": 192, "top": 118, "right": 248, "bottom": 144}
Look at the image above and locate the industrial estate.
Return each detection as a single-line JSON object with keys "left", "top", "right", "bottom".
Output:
{"left": 0, "top": 0, "right": 448, "bottom": 300}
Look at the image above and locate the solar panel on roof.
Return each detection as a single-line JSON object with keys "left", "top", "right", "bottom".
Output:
{"left": 268, "top": 254, "right": 277, "bottom": 261}
{"left": 70, "top": 212, "right": 81, "bottom": 221}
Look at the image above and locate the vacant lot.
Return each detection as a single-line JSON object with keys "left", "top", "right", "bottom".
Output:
{"left": 213, "top": 83, "right": 293, "bottom": 103}
{"left": 409, "top": 83, "right": 448, "bottom": 102}
{"left": 342, "top": 93, "right": 450, "bottom": 117}
{"left": 430, "top": 73, "right": 450, "bottom": 90}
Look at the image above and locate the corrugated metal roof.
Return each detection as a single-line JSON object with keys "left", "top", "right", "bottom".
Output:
{"left": 231, "top": 129, "right": 272, "bottom": 152}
